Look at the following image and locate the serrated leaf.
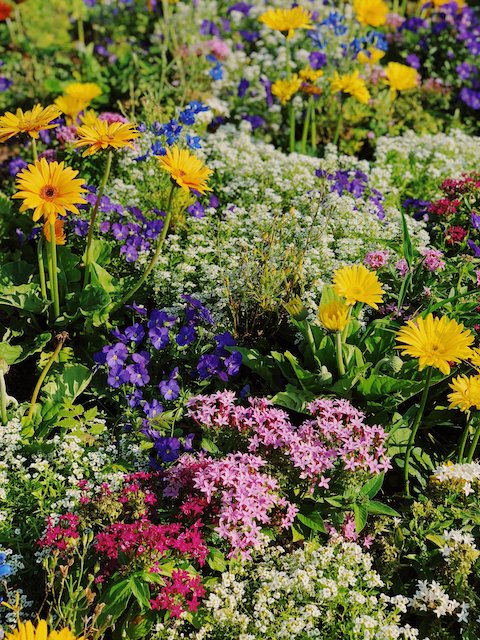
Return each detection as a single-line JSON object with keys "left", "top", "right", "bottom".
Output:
{"left": 353, "top": 504, "right": 368, "bottom": 533}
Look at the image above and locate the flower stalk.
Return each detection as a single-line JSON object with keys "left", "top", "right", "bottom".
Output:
{"left": 467, "top": 419, "right": 480, "bottom": 463}
{"left": 404, "top": 366, "right": 433, "bottom": 496}
{"left": 458, "top": 412, "right": 472, "bottom": 463}
{"left": 335, "top": 331, "right": 346, "bottom": 377}
{"left": 27, "top": 332, "right": 68, "bottom": 420}
{"left": 111, "top": 183, "right": 177, "bottom": 313}
{"left": 333, "top": 102, "right": 343, "bottom": 146}
{"left": 0, "top": 360, "right": 9, "bottom": 425}
{"left": 83, "top": 150, "right": 113, "bottom": 288}
{"left": 49, "top": 220, "right": 61, "bottom": 319}
{"left": 37, "top": 237, "right": 47, "bottom": 300}
{"left": 31, "top": 137, "right": 38, "bottom": 163}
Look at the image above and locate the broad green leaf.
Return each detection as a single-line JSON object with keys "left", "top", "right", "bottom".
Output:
{"left": 129, "top": 576, "right": 151, "bottom": 610}
{"left": 206, "top": 548, "right": 227, "bottom": 572}
{"left": 360, "top": 473, "right": 384, "bottom": 499}
{"left": 353, "top": 504, "right": 368, "bottom": 533}
{"left": 367, "top": 500, "right": 400, "bottom": 517}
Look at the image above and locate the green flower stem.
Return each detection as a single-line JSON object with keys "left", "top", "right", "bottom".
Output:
{"left": 335, "top": 331, "right": 346, "bottom": 377}
{"left": 310, "top": 96, "right": 317, "bottom": 150}
{"left": 37, "top": 238, "right": 47, "bottom": 300}
{"left": 333, "top": 102, "right": 343, "bottom": 146}
{"left": 31, "top": 137, "right": 38, "bottom": 163}
{"left": 301, "top": 101, "right": 311, "bottom": 154}
{"left": 27, "top": 333, "right": 68, "bottom": 420}
{"left": 111, "top": 183, "right": 177, "bottom": 314}
{"left": 289, "top": 103, "right": 296, "bottom": 153}
{"left": 404, "top": 366, "right": 433, "bottom": 497}
{"left": 466, "top": 419, "right": 480, "bottom": 463}
{"left": 49, "top": 221, "right": 60, "bottom": 320}
{"left": 0, "top": 368, "right": 8, "bottom": 425}
{"left": 458, "top": 412, "right": 472, "bottom": 463}
{"left": 285, "top": 38, "right": 291, "bottom": 79}
{"left": 77, "top": 18, "right": 85, "bottom": 47}
{"left": 83, "top": 150, "right": 113, "bottom": 289}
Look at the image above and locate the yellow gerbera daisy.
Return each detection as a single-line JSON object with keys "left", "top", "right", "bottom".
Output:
{"left": 330, "top": 70, "right": 371, "bottom": 104}
{"left": 299, "top": 66, "right": 324, "bottom": 83}
{"left": 259, "top": 7, "right": 314, "bottom": 39}
{"left": 469, "top": 347, "right": 480, "bottom": 368}
{"left": 384, "top": 62, "right": 419, "bottom": 93}
{"left": 64, "top": 82, "right": 102, "bottom": 103}
{"left": 5, "top": 620, "right": 81, "bottom": 640}
{"left": 272, "top": 75, "right": 302, "bottom": 104}
{"left": 357, "top": 47, "right": 385, "bottom": 65}
{"left": 396, "top": 314, "right": 474, "bottom": 375}
{"left": 318, "top": 300, "right": 351, "bottom": 332}
{"left": 74, "top": 119, "right": 140, "bottom": 157}
{"left": 13, "top": 158, "right": 87, "bottom": 223}
{"left": 158, "top": 146, "right": 213, "bottom": 194}
{"left": 54, "top": 94, "right": 89, "bottom": 124}
{"left": 0, "top": 104, "right": 61, "bottom": 142}
{"left": 353, "top": 0, "right": 389, "bottom": 27}
{"left": 333, "top": 264, "right": 384, "bottom": 309}
{"left": 79, "top": 109, "right": 99, "bottom": 127}
{"left": 448, "top": 375, "right": 480, "bottom": 412}
{"left": 43, "top": 217, "right": 66, "bottom": 245}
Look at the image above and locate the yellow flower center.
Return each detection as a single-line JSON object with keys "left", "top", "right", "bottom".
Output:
{"left": 41, "top": 184, "right": 59, "bottom": 201}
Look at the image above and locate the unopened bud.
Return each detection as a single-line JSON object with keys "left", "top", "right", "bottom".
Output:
{"left": 284, "top": 296, "right": 308, "bottom": 321}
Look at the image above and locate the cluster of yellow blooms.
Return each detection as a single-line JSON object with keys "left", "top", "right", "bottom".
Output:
{"left": 5, "top": 620, "right": 79, "bottom": 640}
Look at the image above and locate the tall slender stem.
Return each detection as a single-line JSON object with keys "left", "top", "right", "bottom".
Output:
{"left": 31, "top": 137, "right": 38, "bottom": 163}
{"left": 404, "top": 367, "right": 433, "bottom": 496}
{"left": 77, "top": 18, "right": 85, "bottom": 47}
{"left": 458, "top": 412, "right": 472, "bottom": 463}
{"left": 333, "top": 102, "right": 343, "bottom": 146}
{"left": 37, "top": 238, "right": 47, "bottom": 300}
{"left": 49, "top": 221, "right": 60, "bottom": 320}
{"left": 0, "top": 367, "right": 8, "bottom": 425}
{"left": 285, "top": 38, "right": 291, "bottom": 79}
{"left": 301, "top": 101, "right": 311, "bottom": 154}
{"left": 289, "top": 103, "right": 296, "bottom": 153}
{"left": 335, "top": 331, "right": 345, "bottom": 377}
{"left": 83, "top": 151, "right": 113, "bottom": 288}
{"left": 111, "top": 184, "right": 177, "bottom": 314}
{"left": 310, "top": 96, "right": 317, "bottom": 150}
{"left": 467, "top": 419, "right": 480, "bottom": 463}
{"left": 27, "top": 333, "right": 68, "bottom": 420}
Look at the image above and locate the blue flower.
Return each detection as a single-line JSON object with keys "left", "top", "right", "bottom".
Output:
{"left": 186, "top": 134, "right": 202, "bottom": 150}
{"left": 176, "top": 324, "right": 197, "bottom": 346}
{"left": 159, "top": 378, "right": 181, "bottom": 401}
{"left": 124, "top": 323, "right": 145, "bottom": 345}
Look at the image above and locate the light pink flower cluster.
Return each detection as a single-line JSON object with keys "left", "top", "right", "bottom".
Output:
{"left": 421, "top": 248, "right": 445, "bottom": 272}
{"left": 187, "top": 393, "right": 391, "bottom": 492}
{"left": 364, "top": 249, "right": 390, "bottom": 270}
{"left": 163, "top": 451, "right": 297, "bottom": 558}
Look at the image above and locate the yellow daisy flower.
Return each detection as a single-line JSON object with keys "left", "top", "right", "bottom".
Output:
{"left": 13, "top": 158, "right": 87, "bottom": 223}
{"left": 79, "top": 109, "right": 99, "bottom": 127}
{"left": 259, "top": 7, "right": 314, "bottom": 39}
{"left": 357, "top": 47, "right": 385, "bottom": 65}
{"left": 448, "top": 375, "right": 480, "bottom": 412}
{"left": 54, "top": 94, "right": 90, "bottom": 124}
{"left": 64, "top": 82, "right": 102, "bottom": 103}
{"left": 74, "top": 119, "right": 140, "bottom": 157}
{"left": 318, "top": 300, "right": 351, "bottom": 332}
{"left": 272, "top": 75, "right": 302, "bottom": 104}
{"left": 5, "top": 620, "right": 81, "bottom": 640}
{"left": 353, "top": 0, "right": 389, "bottom": 27}
{"left": 384, "top": 62, "right": 419, "bottom": 93}
{"left": 158, "top": 146, "right": 213, "bottom": 194}
{"left": 469, "top": 347, "right": 480, "bottom": 368}
{"left": 333, "top": 264, "right": 384, "bottom": 309}
{"left": 299, "top": 66, "right": 324, "bottom": 83}
{"left": 330, "top": 70, "right": 371, "bottom": 104}
{"left": 396, "top": 314, "right": 474, "bottom": 375}
{"left": 0, "top": 104, "right": 61, "bottom": 142}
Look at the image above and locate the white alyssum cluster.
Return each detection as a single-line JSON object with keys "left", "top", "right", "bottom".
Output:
{"left": 431, "top": 461, "right": 480, "bottom": 496}
{"left": 409, "top": 580, "right": 469, "bottom": 623}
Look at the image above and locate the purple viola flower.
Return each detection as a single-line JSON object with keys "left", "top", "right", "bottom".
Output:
{"left": 8, "top": 157, "right": 27, "bottom": 177}
{"left": 143, "top": 398, "right": 164, "bottom": 419}
{"left": 225, "top": 351, "right": 242, "bottom": 376}
{"left": 227, "top": 2, "right": 251, "bottom": 15}
{"left": 125, "top": 363, "right": 150, "bottom": 387}
{"left": 237, "top": 78, "right": 250, "bottom": 98}
{"left": 243, "top": 115, "right": 266, "bottom": 130}
{"left": 209, "top": 194, "right": 220, "bottom": 209}
{"left": 468, "top": 240, "right": 480, "bottom": 257}
{"left": 187, "top": 201, "right": 206, "bottom": 218}
{"left": 456, "top": 62, "right": 472, "bottom": 80}
{"left": 309, "top": 51, "right": 327, "bottom": 69}
{"left": 99, "top": 221, "right": 111, "bottom": 233}
{"left": 126, "top": 301, "right": 148, "bottom": 316}
{"left": 0, "top": 77, "right": 12, "bottom": 92}
{"left": 124, "top": 323, "right": 145, "bottom": 345}
{"left": 159, "top": 378, "right": 181, "bottom": 401}
{"left": 127, "top": 389, "right": 143, "bottom": 408}
{"left": 197, "top": 354, "right": 226, "bottom": 380}
{"left": 106, "top": 342, "right": 129, "bottom": 368}
{"left": 460, "top": 87, "right": 480, "bottom": 109}
{"left": 184, "top": 433, "right": 195, "bottom": 452}
{"left": 471, "top": 213, "right": 480, "bottom": 230}
{"left": 111, "top": 223, "right": 130, "bottom": 240}
{"left": 107, "top": 366, "right": 130, "bottom": 388}
{"left": 149, "top": 326, "right": 170, "bottom": 350}
{"left": 153, "top": 436, "right": 181, "bottom": 463}
{"left": 176, "top": 325, "right": 196, "bottom": 346}
{"left": 120, "top": 244, "right": 139, "bottom": 263}
{"left": 406, "top": 53, "right": 421, "bottom": 69}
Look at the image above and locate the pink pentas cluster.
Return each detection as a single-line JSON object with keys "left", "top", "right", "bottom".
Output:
{"left": 421, "top": 248, "right": 445, "bottom": 272}
{"left": 77, "top": 472, "right": 158, "bottom": 510}
{"left": 364, "top": 250, "right": 390, "bottom": 270}
{"left": 150, "top": 569, "right": 205, "bottom": 619}
{"left": 163, "top": 450, "right": 297, "bottom": 559}
{"left": 187, "top": 393, "right": 391, "bottom": 494}
{"left": 38, "top": 513, "right": 80, "bottom": 554}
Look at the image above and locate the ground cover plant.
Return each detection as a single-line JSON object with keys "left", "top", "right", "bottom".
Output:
{"left": 0, "top": 1, "right": 480, "bottom": 639}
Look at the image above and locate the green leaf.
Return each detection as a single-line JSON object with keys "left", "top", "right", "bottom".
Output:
{"left": 206, "top": 548, "right": 227, "bottom": 572}
{"left": 271, "top": 385, "right": 314, "bottom": 413}
{"left": 200, "top": 437, "right": 220, "bottom": 454}
{"left": 296, "top": 509, "right": 326, "bottom": 533}
{"left": 353, "top": 504, "right": 368, "bottom": 533}
{"left": 129, "top": 576, "right": 151, "bottom": 610}
{"left": 426, "top": 534, "right": 446, "bottom": 549}
{"left": 367, "top": 500, "right": 400, "bottom": 517}
{"left": 42, "top": 363, "right": 92, "bottom": 404}
{"left": 98, "top": 578, "right": 132, "bottom": 626}
{"left": 0, "top": 343, "right": 22, "bottom": 364}
{"left": 360, "top": 473, "right": 384, "bottom": 499}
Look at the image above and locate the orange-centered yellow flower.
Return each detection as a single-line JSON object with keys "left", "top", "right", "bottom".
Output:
{"left": 0, "top": 104, "right": 61, "bottom": 142}
{"left": 448, "top": 375, "right": 480, "bottom": 412}
{"left": 318, "top": 300, "right": 351, "bottom": 332}
{"left": 5, "top": 620, "right": 81, "bottom": 640}
{"left": 353, "top": 0, "right": 389, "bottom": 27}
{"left": 272, "top": 75, "right": 302, "bottom": 104}
{"left": 43, "top": 218, "right": 67, "bottom": 245}
{"left": 54, "top": 94, "right": 89, "bottom": 124}
{"left": 74, "top": 119, "right": 140, "bottom": 157}
{"left": 65, "top": 82, "right": 102, "bottom": 103}
{"left": 13, "top": 158, "right": 87, "bottom": 223}
{"left": 384, "top": 62, "right": 419, "bottom": 93}
{"left": 158, "top": 146, "right": 213, "bottom": 194}
{"left": 299, "top": 66, "right": 324, "bottom": 83}
{"left": 330, "top": 70, "right": 371, "bottom": 104}
{"left": 333, "top": 264, "right": 384, "bottom": 309}
{"left": 396, "top": 314, "right": 474, "bottom": 375}
{"left": 259, "top": 7, "right": 314, "bottom": 39}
